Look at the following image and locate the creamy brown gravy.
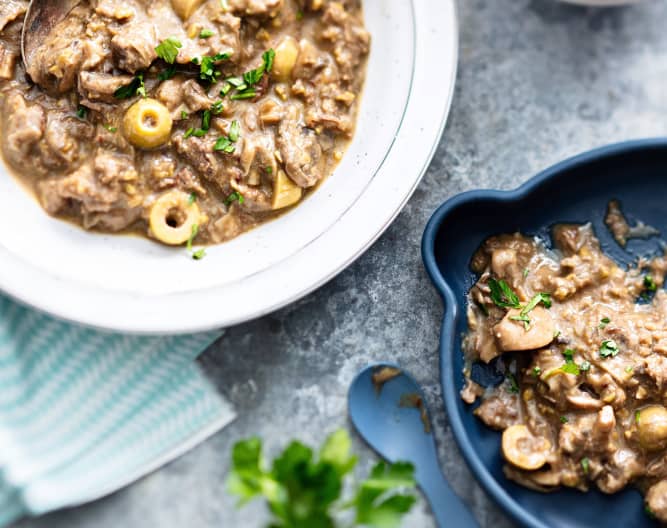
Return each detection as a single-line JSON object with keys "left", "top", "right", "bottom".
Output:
{"left": 462, "top": 221, "right": 667, "bottom": 521}
{"left": 0, "top": 0, "right": 369, "bottom": 246}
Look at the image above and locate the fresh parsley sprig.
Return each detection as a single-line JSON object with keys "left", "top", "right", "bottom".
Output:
{"left": 114, "top": 73, "right": 146, "bottom": 99}
{"left": 155, "top": 37, "right": 182, "bottom": 64}
{"left": 228, "top": 430, "right": 417, "bottom": 528}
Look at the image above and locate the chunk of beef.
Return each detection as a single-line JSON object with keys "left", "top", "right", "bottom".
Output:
{"left": 79, "top": 72, "right": 134, "bottom": 103}
{"left": 226, "top": 0, "right": 283, "bottom": 16}
{"left": 39, "top": 116, "right": 93, "bottom": 168}
{"left": 0, "top": 0, "right": 28, "bottom": 33}
{"left": 320, "top": 2, "right": 370, "bottom": 83}
{"left": 182, "top": 80, "right": 212, "bottom": 113}
{"left": 1, "top": 93, "right": 45, "bottom": 167}
{"left": 94, "top": 0, "right": 136, "bottom": 21}
{"left": 173, "top": 133, "right": 241, "bottom": 188}
{"left": 276, "top": 108, "right": 324, "bottom": 188}
{"left": 37, "top": 152, "right": 140, "bottom": 231}
{"left": 111, "top": 21, "right": 157, "bottom": 73}
{"left": 646, "top": 480, "right": 667, "bottom": 523}
{"left": 26, "top": 6, "right": 106, "bottom": 94}
{"left": 156, "top": 79, "right": 185, "bottom": 112}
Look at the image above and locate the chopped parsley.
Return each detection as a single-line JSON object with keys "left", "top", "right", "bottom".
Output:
{"left": 229, "top": 119, "right": 240, "bottom": 141}
{"left": 560, "top": 416, "right": 568, "bottom": 424}
{"left": 186, "top": 224, "right": 206, "bottom": 260}
{"left": 158, "top": 64, "right": 177, "bottom": 81}
{"left": 225, "top": 191, "right": 244, "bottom": 206}
{"left": 523, "top": 268, "right": 530, "bottom": 279}
{"left": 553, "top": 330, "right": 561, "bottom": 338}
{"left": 181, "top": 110, "right": 189, "bottom": 119}
{"left": 214, "top": 136, "right": 235, "bottom": 153}
{"left": 625, "top": 365, "right": 634, "bottom": 373}
{"left": 559, "top": 349, "right": 580, "bottom": 376}
{"left": 199, "top": 29, "right": 215, "bottom": 38}
{"left": 645, "top": 505, "right": 656, "bottom": 519}
{"left": 488, "top": 279, "right": 521, "bottom": 309}
{"left": 644, "top": 275, "right": 658, "bottom": 292}
{"left": 75, "top": 105, "right": 88, "bottom": 120}
{"left": 211, "top": 100, "right": 224, "bottom": 115}
{"left": 532, "top": 366, "right": 542, "bottom": 377}
{"left": 296, "top": 10, "right": 304, "bottom": 20}
{"left": 599, "top": 339, "right": 619, "bottom": 359}
{"left": 104, "top": 124, "right": 117, "bottom": 133}
{"left": 114, "top": 73, "right": 146, "bottom": 99}
{"left": 580, "top": 360, "right": 591, "bottom": 372}
{"left": 509, "top": 292, "right": 552, "bottom": 329}
{"left": 214, "top": 120, "right": 240, "bottom": 154}
{"left": 194, "top": 52, "right": 231, "bottom": 83}
{"left": 220, "top": 83, "right": 232, "bottom": 97}
{"left": 155, "top": 37, "right": 182, "bottom": 64}
{"left": 505, "top": 372, "right": 519, "bottom": 394}
{"left": 581, "top": 457, "right": 590, "bottom": 475}
{"left": 636, "top": 410, "right": 641, "bottom": 423}
{"left": 265, "top": 166, "right": 273, "bottom": 174}
{"left": 188, "top": 192, "right": 197, "bottom": 205}
{"left": 599, "top": 317, "right": 611, "bottom": 329}
{"left": 224, "top": 49, "right": 275, "bottom": 100}
{"left": 185, "top": 110, "right": 213, "bottom": 139}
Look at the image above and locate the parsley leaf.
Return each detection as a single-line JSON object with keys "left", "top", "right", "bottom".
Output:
{"left": 214, "top": 120, "right": 240, "bottom": 154}
{"left": 354, "top": 462, "right": 417, "bottom": 528}
{"left": 560, "top": 416, "right": 568, "bottom": 423}
{"left": 104, "top": 124, "right": 117, "bottom": 132}
{"left": 227, "top": 430, "right": 416, "bottom": 528}
{"left": 224, "top": 191, "right": 244, "bottom": 206}
{"left": 532, "top": 366, "right": 542, "bottom": 377}
{"left": 200, "top": 29, "right": 215, "bottom": 38}
{"left": 76, "top": 105, "right": 88, "bottom": 120}
{"left": 599, "top": 317, "right": 611, "bottom": 329}
{"left": 581, "top": 457, "right": 590, "bottom": 475}
{"left": 195, "top": 52, "right": 231, "bottom": 83}
{"left": 559, "top": 349, "right": 580, "bottom": 375}
{"left": 158, "top": 64, "right": 177, "bottom": 81}
{"left": 580, "top": 360, "right": 591, "bottom": 372}
{"left": 488, "top": 278, "right": 521, "bottom": 309}
{"left": 226, "top": 49, "right": 275, "bottom": 100}
{"left": 506, "top": 372, "right": 519, "bottom": 394}
{"left": 229, "top": 120, "right": 240, "bottom": 141}
{"left": 155, "top": 37, "right": 182, "bottom": 64}
{"left": 644, "top": 275, "right": 658, "bottom": 292}
{"left": 186, "top": 224, "right": 206, "bottom": 261}
{"left": 599, "top": 339, "right": 619, "bottom": 358}
{"left": 114, "top": 73, "right": 145, "bottom": 99}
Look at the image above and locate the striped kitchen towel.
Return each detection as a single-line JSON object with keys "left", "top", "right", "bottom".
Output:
{"left": 0, "top": 294, "right": 235, "bottom": 526}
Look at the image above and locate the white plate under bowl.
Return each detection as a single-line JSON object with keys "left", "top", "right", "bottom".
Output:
{"left": 0, "top": 1, "right": 459, "bottom": 334}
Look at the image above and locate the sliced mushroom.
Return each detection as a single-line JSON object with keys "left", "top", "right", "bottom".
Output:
{"left": 494, "top": 306, "right": 555, "bottom": 352}
{"left": 502, "top": 424, "right": 551, "bottom": 470}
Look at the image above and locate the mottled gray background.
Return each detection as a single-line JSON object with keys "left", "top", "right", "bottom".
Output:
{"left": 16, "top": 0, "right": 667, "bottom": 526}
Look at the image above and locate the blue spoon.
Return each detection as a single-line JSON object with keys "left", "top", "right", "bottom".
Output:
{"left": 348, "top": 363, "right": 479, "bottom": 528}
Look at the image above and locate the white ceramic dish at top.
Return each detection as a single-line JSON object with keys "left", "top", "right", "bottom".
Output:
{"left": 0, "top": 1, "right": 459, "bottom": 334}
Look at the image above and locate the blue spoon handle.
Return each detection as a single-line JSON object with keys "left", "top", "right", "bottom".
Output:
{"left": 418, "top": 465, "right": 479, "bottom": 528}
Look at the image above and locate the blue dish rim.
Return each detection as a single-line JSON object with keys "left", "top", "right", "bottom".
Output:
{"left": 421, "top": 137, "right": 667, "bottom": 528}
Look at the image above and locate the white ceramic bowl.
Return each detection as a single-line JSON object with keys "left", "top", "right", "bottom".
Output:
{"left": 0, "top": 1, "right": 459, "bottom": 334}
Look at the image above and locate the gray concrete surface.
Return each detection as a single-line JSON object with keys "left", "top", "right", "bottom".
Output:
{"left": 15, "top": 0, "right": 667, "bottom": 526}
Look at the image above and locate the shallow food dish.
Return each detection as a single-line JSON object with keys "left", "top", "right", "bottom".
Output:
{"left": 0, "top": 1, "right": 458, "bottom": 333}
{"left": 423, "top": 139, "right": 667, "bottom": 528}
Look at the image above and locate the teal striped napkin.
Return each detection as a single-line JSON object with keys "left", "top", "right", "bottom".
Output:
{"left": 0, "top": 294, "right": 235, "bottom": 526}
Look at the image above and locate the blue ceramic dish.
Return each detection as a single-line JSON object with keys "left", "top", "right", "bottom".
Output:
{"left": 422, "top": 139, "right": 667, "bottom": 528}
